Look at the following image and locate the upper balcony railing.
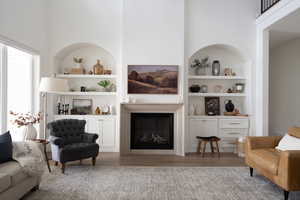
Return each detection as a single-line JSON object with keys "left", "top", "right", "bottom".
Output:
{"left": 261, "top": 0, "right": 281, "bottom": 13}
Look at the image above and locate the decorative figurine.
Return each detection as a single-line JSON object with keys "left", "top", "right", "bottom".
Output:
{"left": 95, "top": 107, "right": 101, "bottom": 115}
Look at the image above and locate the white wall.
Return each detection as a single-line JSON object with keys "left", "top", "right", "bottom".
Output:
{"left": 48, "top": 0, "right": 122, "bottom": 70}
{"left": 269, "top": 38, "right": 300, "bottom": 136}
{"left": 0, "top": 0, "right": 48, "bottom": 75}
{"left": 122, "top": 0, "right": 185, "bottom": 103}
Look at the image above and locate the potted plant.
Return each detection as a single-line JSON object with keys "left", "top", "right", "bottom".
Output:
{"left": 190, "top": 57, "right": 210, "bottom": 75}
{"left": 97, "top": 80, "right": 111, "bottom": 92}
{"left": 9, "top": 111, "right": 41, "bottom": 141}
{"left": 73, "top": 56, "right": 84, "bottom": 68}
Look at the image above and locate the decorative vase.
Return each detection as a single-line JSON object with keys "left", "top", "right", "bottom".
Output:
{"left": 200, "top": 85, "right": 208, "bottom": 93}
{"left": 75, "top": 63, "right": 82, "bottom": 69}
{"left": 189, "top": 104, "right": 196, "bottom": 116}
{"left": 189, "top": 85, "right": 201, "bottom": 93}
{"left": 225, "top": 100, "right": 235, "bottom": 112}
{"left": 22, "top": 124, "right": 37, "bottom": 141}
{"left": 93, "top": 60, "right": 104, "bottom": 75}
{"left": 195, "top": 67, "right": 206, "bottom": 76}
{"left": 212, "top": 60, "right": 221, "bottom": 76}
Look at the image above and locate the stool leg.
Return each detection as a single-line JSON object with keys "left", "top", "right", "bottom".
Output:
{"left": 215, "top": 141, "right": 220, "bottom": 158}
{"left": 210, "top": 141, "right": 214, "bottom": 154}
{"left": 202, "top": 141, "right": 207, "bottom": 157}
{"left": 197, "top": 141, "right": 202, "bottom": 154}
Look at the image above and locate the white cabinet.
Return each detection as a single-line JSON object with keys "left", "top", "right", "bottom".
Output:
{"left": 53, "top": 115, "right": 116, "bottom": 152}
{"left": 188, "top": 117, "right": 249, "bottom": 153}
{"left": 189, "top": 119, "right": 218, "bottom": 152}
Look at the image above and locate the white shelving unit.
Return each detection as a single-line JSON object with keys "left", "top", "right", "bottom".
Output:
{"left": 49, "top": 91, "right": 117, "bottom": 96}
{"left": 188, "top": 75, "right": 246, "bottom": 80}
{"left": 189, "top": 93, "right": 246, "bottom": 97}
{"left": 51, "top": 43, "right": 119, "bottom": 152}
{"left": 186, "top": 44, "right": 251, "bottom": 153}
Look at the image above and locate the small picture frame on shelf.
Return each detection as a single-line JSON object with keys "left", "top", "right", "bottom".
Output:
{"left": 71, "top": 99, "right": 92, "bottom": 115}
{"left": 205, "top": 97, "right": 220, "bottom": 116}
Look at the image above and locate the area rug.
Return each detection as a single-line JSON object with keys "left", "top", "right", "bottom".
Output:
{"left": 25, "top": 165, "right": 300, "bottom": 200}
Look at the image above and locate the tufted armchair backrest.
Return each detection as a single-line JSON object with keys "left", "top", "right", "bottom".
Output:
{"left": 47, "top": 119, "right": 86, "bottom": 145}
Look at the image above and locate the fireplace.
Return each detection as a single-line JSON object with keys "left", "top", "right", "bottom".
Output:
{"left": 131, "top": 113, "right": 174, "bottom": 150}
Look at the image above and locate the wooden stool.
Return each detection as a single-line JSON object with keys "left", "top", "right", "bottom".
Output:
{"left": 196, "top": 136, "right": 221, "bottom": 158}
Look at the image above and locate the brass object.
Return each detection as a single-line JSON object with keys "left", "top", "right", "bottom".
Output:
{"left": 95, "top": 107, "right": 101, "bottom": 115}
{"left": 93, "top": 60, "right": 104, "bottom": 75}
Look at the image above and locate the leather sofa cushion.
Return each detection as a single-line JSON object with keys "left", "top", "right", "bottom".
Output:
{"left": 249, "top": 148, "right": 280, "bottom": 175}
{"left": 0, "top": 161, "right": 28, "bottom": 186}
{"left": 0, "top": 173, "right": 11, "bottom": 193}
{"left": 288, "top": 127, "right": 300, "bottom": 139}
{"left": 60, "top": 143, "right": 99, "bottom": 162}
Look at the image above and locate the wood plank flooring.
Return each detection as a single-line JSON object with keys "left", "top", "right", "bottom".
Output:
{"left": 53, "top": 153, "right": 246, "bottom": 167}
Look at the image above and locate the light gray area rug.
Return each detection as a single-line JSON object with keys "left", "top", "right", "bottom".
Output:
{"left": 26, "top": 166, "right": 300, "bottom": 200}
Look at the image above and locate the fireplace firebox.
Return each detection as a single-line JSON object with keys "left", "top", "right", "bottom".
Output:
{"left": 131, "top": 113, "right": 174, "bottom": 150}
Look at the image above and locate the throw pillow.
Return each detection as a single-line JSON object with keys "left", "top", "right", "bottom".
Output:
{"left": 0, "top": 131, "right": 13, "bottom": 163}
{"left": 276, "top": 134, "right": 300, "bottom": 151}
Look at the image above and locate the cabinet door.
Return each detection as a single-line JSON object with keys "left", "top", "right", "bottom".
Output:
{"left": 103, "top": 119, "right": 115, "bottom": 151}
{"left": 189, "top": 119, "right": 218, "bottom": 152}
{"left": 97, "top": 119, "right": 116, "bottom": 152}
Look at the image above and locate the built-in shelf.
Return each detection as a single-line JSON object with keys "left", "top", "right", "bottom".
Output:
{"left": 189, "top": 93, "right": 246, "bottom": 97}
{"left": 188, "top": 75, "right": 246, "bottom": 80}
{"left": 54, "top": 114, "right": 116, "bottom": 118}
{"left": 56, "top": 74, "right": 117, "bottom": 79}
{"left": 49, "top": 91, "right": 117, "bottom": 96}
{"left": 188, "top": 115, "right": 249, "bottom": 119}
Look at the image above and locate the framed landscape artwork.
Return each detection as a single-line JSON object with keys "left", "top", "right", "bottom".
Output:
{"left": 128, "top": 65, "right": 178, "bottom": 94}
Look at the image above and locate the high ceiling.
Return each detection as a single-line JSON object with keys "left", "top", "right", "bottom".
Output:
{"left": 270, "top": 8, "right": 300, "bottom": 49}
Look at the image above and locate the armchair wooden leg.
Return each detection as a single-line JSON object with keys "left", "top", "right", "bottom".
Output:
{"left": 61, "top": 163, "right": 66, "bottom": 174}
{"left": 284, "top": 190, "right": 289, "bottom": 200}
{"left": 92, "top": 157, "right": 96, "bottom": 166}
{"left": 55, "top": 161, "right": 58, "bottom": 166}
{"left": 250, "top": 167, "right": 253, "bottom": 177}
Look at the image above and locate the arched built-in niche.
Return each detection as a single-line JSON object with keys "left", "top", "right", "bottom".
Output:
{"left": 189, "top": 44, "right": 249, "bottom": 77}
{"left": 54, "top": 43, "right": 116, "bottom": 74}
{"left": 187, "top": 44, "right": 252, "bottom": 116}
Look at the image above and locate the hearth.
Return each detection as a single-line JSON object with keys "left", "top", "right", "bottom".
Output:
{"left": 131, "top": 113, "right": 174, "bottom": 150}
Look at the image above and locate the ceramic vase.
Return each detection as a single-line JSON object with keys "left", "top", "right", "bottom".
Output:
{"left": 22, "top": 124, "right": 37, "bottom": 141}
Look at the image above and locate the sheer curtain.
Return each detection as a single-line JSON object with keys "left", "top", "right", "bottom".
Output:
{"left": 6, "top": 46, "right": 33, "bottom": 141}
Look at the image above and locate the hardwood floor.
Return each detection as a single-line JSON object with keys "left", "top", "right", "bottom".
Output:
{"left": 52, "top": 153, "right": 246, "bottom": 167}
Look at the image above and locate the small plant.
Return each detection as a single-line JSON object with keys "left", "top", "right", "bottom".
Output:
{"left": 73, "top": 57, "right": 83, "bottom": 63}
{"left": 9, "top": 111, "right": 41, "bottom": 128}
{"left": 190, "top": 57, "right": 210, "bottom": 75}
{"left": 97, "top": 80, "right": 111, "bottom": 88}
{"left": 191, "top": 57, "right": 210, "bottom": 70}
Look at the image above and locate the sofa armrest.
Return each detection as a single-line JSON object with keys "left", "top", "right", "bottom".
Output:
{"left": 278, "top": 150, "right": 300, "bottom": 191}
{"left": 246, "top": 136, "right": 282, "bottom": 151}
{"left": 83, "top": 133, "right": 98, "bottom": 143}
{"left": 49, "top": 136, "right": 65, "bottom": 147}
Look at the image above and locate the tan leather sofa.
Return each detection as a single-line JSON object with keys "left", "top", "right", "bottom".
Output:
{"left": 246, "top": 127, "right": 300, "bottom": 200}
{"left": 0, "top": 161, "right": 39, "bottom": 200}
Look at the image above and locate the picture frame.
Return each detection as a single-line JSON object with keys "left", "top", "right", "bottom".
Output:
{"left": 71, "top": 99, "right": 93, "bottom": 115}
{"left": 128, "top": 65, "right": 178, "bottom": 94}
{"left": 205, "top": 97, "right": 220, "bottom": 116}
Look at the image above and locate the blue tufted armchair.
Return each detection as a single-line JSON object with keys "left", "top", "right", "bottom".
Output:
{"left": 47, "top": 119, "right": 99, "bottom": 173}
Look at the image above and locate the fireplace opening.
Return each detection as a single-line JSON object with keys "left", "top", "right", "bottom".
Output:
{"left": 131, "top": 113, "right": 174, "bottom": 150}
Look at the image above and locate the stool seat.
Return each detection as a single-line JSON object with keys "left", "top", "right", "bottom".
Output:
{"left": 196, "top": 136, "right": 220, "bottom": 141}
{"left": 196, "top": 136, "right": 221, "bottom": 157}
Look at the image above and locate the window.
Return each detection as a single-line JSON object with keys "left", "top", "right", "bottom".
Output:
{"left": 0, "top": 40, "right": 39, "bottom": 141}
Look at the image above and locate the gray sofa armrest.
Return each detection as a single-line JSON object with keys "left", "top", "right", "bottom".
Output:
{"left": 83, "top": 133, "right": 98, "bottom": 143}
{"left": 49, "top": 136, "right": 65, "bottom": 147}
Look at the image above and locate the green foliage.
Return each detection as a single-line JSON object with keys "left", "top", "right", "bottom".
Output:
{"left": 97, "top": 80, "right": 111, "bottom": 88}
